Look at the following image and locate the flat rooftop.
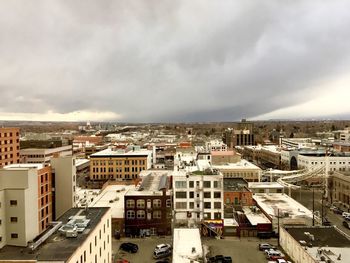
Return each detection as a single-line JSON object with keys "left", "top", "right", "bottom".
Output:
{"left": 75, "top": 158, "right": 90, "bottom": 167}
{"left": 126, "top": 171, "right": 170, "bottom": 196}
{"left": 173, "top": 228, "right": 203, "bottom": 263}
{"left": 89, "top": 184, "right": 135, "bottom": 218}
{"left": 90, "top": 148, "right": 151, "bottom": 157}
{"left": 253, "top": 193, "right": 313, "bottom": 219}
{"left": 0, "top": 207, "right": 110, "bottom": 262}
{"left": 248, "top": 182, "right": 284, "bottom": 189}
{"left": 213, "top": 159, "right": 262, "bottom": 170}
{"left": 4, "top": 163, "right": 44, "bottom": 170}
{"left": 242, "top": 207, "right": 271, "bottom": 226}
{"left": 224, "top": 178, "right": 249, "bottom": 191}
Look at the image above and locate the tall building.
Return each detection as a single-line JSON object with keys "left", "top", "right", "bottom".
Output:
{"left": 0, "top": 127, "right": 20, "bottom": 168}
{"left": 223, "top": 120, "right": 255, "bottom": 149}
{"left": 90, "top": 147, "right": 152, "bottom": 181}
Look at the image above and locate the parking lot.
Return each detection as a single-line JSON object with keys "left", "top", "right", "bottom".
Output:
{"left": 112, "top": 236, "right": 280, "bottom": 263}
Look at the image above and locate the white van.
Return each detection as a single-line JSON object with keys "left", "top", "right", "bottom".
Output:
{"left": 153, "top": 248, "right": 171, "bottom": 259}
{"left": 342, "top": 212, "right": 350, "bottom": 218}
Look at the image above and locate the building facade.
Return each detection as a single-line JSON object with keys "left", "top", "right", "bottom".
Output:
{"left": 90, "top": 148, "right": 152, "bottom": 181}
{"left": 0, "top": 127, "right": 20, "bottom": 168}
{"left": 20, "top": 145, "right": 72, "bottom": 165}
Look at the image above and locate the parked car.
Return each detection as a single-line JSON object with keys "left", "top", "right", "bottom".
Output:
{"left": 258, "top": 243, "right": 276, "bottom": 251}
{"left": 115, "top": 259, "right": 130, "bottom": 263}
{"left": 119, "top": 242, "right": 138, "bottom": 253}
{"left": 333, "top": 208, "right": 344, "bottom": 214}
{"left": 343, "top": 221, "right": 350, "bottom": 229}
{"left": 208, "top": 255, "right": 232, "bottom": 263}
{"left": 342, "top": 212, "right": 350, "bottom": 218}
{"left": 155, "top": 260, "right": 170, "bottom": 263}
{"left": 154, "top": 243, "right": 172, "bottom": 253}
{"left": 153, "top": 249, "right": 172, "bottom": 259}
{"left": 323, "top": 218, "right": 332, "bottom": 226}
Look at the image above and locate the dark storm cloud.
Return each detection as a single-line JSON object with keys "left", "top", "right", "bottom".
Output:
{"left": 1, "top": 0, "right": 350, "bottom": 121}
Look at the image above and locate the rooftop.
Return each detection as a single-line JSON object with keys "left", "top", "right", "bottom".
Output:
{"left": 90, "top": 148, "right": 151, "bottom": 157}
{"left": 211, "top": 151, "right": 235, "bottom": 156}
{"left": 242, "top": 207, "right": 271, "bottom": 226}
{"left": 248, "top": 182, "right": 284, "bottom": 189}
{"left": 212, "top": 159, "right": 262, "bottom": 170}
{"left": 0, "top": 207, "right": 110, "bottom": 262}
{"left": 4, "top": 163, "right": 44, "bottom": 170}
{"left": 253, "top": 193, "right": 313, "bottom": 219}
{"left": 223, "top": 178, "right": 249, "bottom": 191}
{"left": 173, "top": 228, "right": 203, "bottom": 263}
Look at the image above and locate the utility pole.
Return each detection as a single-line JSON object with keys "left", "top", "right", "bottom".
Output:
{"left": 312, "top": 188, "right": 315, "bottom": 226}
{"left": 277, "top": 209, "right": 280, "bottom": 247}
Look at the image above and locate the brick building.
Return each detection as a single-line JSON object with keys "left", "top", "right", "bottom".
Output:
{"left": 0, "top": 127, "right": 20, "bottom": 168}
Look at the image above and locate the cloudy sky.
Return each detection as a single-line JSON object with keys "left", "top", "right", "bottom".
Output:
{"left": 1, "top": 0, "right": 350, "bottom": 122}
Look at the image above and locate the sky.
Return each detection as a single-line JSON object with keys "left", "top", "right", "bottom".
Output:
{"left": 1, "top": 0, "right": 350, "bottom": 123}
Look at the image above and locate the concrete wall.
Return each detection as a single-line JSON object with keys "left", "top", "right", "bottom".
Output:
{"left": 51, "top": 156, "right": 76, "bottom": 219}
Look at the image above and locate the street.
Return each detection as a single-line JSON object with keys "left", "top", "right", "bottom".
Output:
{"left": 291, "top": 188, "right": 350, "bottom": 235}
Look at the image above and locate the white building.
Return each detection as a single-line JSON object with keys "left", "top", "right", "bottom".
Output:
{"left": 205, "top": 140, "right": 227, "bottom": 152}
{"left": 0, "top": 167, "right": 39, "bottom": 248}
{"left": 297, "top": 152, "right": 350, "bottom": 172}
{"left": 173, "top": 228, "right": 203, "bottom": 263}
{"left": 172, "top": 170, "right": 224, "bottom": 224}
{"left": 0, "top": 207, "right": 112, "bottom": 263}
{"left": 248, "top": 182, "right": 284, "bottom": 194}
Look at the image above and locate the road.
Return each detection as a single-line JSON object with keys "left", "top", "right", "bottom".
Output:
{"left": 291, "top": 188, "right": 350, "bottom": 236}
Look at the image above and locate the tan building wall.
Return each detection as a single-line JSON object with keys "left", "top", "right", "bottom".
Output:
{"left": 51, "top": 156, "right": 76, "bottom": 219}
{"left": 90, "top": 156, "right": 148, "bottom": 180}
{"left": 0, "top": 128, "right": 20, "bottom": 168}
{"left": 67, "top": 209, "right": 112, "bottom": 263}
{"left": 331, "top": 171, "right": 350, "bottom": 208}
{"left": 37, "top": 166, "right": 52, "bottom": 233}
{"left": 0, "top": 168, "right": 39, "bottom": 248}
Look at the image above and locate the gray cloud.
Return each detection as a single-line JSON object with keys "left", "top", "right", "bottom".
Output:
{"left": 1, "top": 0, "right": 350, "bottom": 121}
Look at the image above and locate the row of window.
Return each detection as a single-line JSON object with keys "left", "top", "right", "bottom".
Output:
{"left": 92, "top": 159, "right": 146, "bottom": 166}
{"left": 0, "top": 132, "right": 19, "bottom": 137}
{"left": 91, "top": 174, "right": 139, "bottom": 180}
{"left": 0, "top": 146, "right": 19, "bottom": 152}
{"left": 175, "top": 191, "right": 221, "bottom": 199}
{"left": 0, "top": 139, "right": 19, "bottom": 144}
{"left": 126, "top": 199, "right": 171, "bottom": 209}
{"left": 175, "top": 180, "right": 222, "bottom": 189}
{"left": 175, "top": 201, "right": 221, "bottom": 209}
{"left": 126, "top": 210, "right": 162, "bottom": 219}
{"left": 92, "top": 167, "right": 144, "bottom": 173}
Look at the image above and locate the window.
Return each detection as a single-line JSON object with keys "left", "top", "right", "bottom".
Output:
{"left": 204, "top": 192, "right": 211, "bottom": 198}
{"left": 189, "top": 192, "right": 194, "bottom": 198}
{"left": 126, "top": 210, "right": 135, "bottom": 219}
{"left": 203, "top": 181, "right": 211, "bottom": 188}
{"left": 166, "top": 199, "right": 171, "bottom": 207}
{"left": 126, "top": 200, "right": 135, "bottom": 208}
{"left": 214, "top": 202, "right": 221, "bottom": 209}
{"left": 153, "top": 199, "right": 161, "bottom": 208}
{"left": 153, "top": 211, "right": 161, "bottom": 219}
{"left": 214, "top": 192, "right": 221, "bottom": 198}
{"left": 189, "top": 202, "right": 194, "bottom": 209}
{"left": 175, "top": 202, "right": 187, "bottom": 209}
{"left": 11, "top": 233, "right": 18, "bottom": 239}
{"left": 189, "top": 181, "right": 194, "bottom": 188}
{"left": 175, "top": 181, "right": 186, "bottom": 188}
{"left": 137, "top": 210, "right": 145, "bottom": 219}
{"left": 214, "top": 181, "right": 221, "bottom": 188}
{"left": 204, "top": 202, "right": 211, "bottom": 209}
{"left": 175, "top": 192, "right": 187, "bottom": 198}
{"left": 10, "top": 217, "right": 18, "bottom": 223}
{"left": 136, "top": 199, "right": 145, "bottom": 208}
{"left": 10, "top": 200, "right": 17, "bottom": 206}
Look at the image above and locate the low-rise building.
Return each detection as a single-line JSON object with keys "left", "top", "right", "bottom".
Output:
{"left": 211, "top": 150, "right": 241, "bottom": 165}
{"left": 0, "top": 207, "right": 112, "bottom": 263}
{"left": 124, "top": 171, "right": 171, "bottom": 236}
{"left": 213, "top": 159, "right": 262, "bottom": 182}
{"left": 223, "top": 178, "right": 253, "bottom": 206}
{"left": 280, "top": 226, "right": 350, "bottom": 263}
{"left": 253, "top": 193, "right": 314, "bottom": 232}
{"left": 89, "top": 147, "right": 152, "bottom": 181}
{"left": 172, "top": 228, "right": 203, "bottom": 263}
{"left": 248, "top": 182, "right": 284, "bottom": 194}
{"left": 20, "top": 145, "right": 72, "bottom": 165}
{"left": 330, "top": 171, "right": 350, "bottom": 208}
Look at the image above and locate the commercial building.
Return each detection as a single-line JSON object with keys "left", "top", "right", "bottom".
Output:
{"left": 223, "top": 178, "right": 253, "bottom": 206}
{"left": 211, "top": 150, "right": 241, "bottom": 165}
{"left": 205, "top": 140, "right": 227, "bottom": 152}
{"left": 330, "top": 171, "right": 350, "bottom": 208}
{"left": 172, "top": 170, "right": 224, "bottom": 225}
{"left": 20, "top": 145, "right": 72, "bottom": 165}
{"left": 333, "top": 141, "right": 350, "bottom": 153}
{"left": 253, "top": 193, "right": 314, "bottom": 232}
{"left": 280, "top": 226, "right": 350, "bottom": 263}
{"left": 90, "top": 147, "right": 152, "bottom": 181}
{"left": 248, "top": 182, "right": 284, "bottom": 194}
{"left": 20, "top": 133, "right": 70, "bottom": 149}
{"left": 172, "top": 228, "right": 203, "bottom": 263}
{"left": 124, "top": 171, "right": 171, "bottom": 236}
{"left": 0, "top": 207, "right": 112, "bottom": 263}
{"left": 213, "top": 159, "right": 262, "bottom": 182}
{"left": 0, "top": 127, "right": 20, "bottom": 168}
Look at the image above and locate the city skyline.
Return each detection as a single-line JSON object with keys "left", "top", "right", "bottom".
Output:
{"left": 1, "top": 1, "right": 350, "bottom": 122}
